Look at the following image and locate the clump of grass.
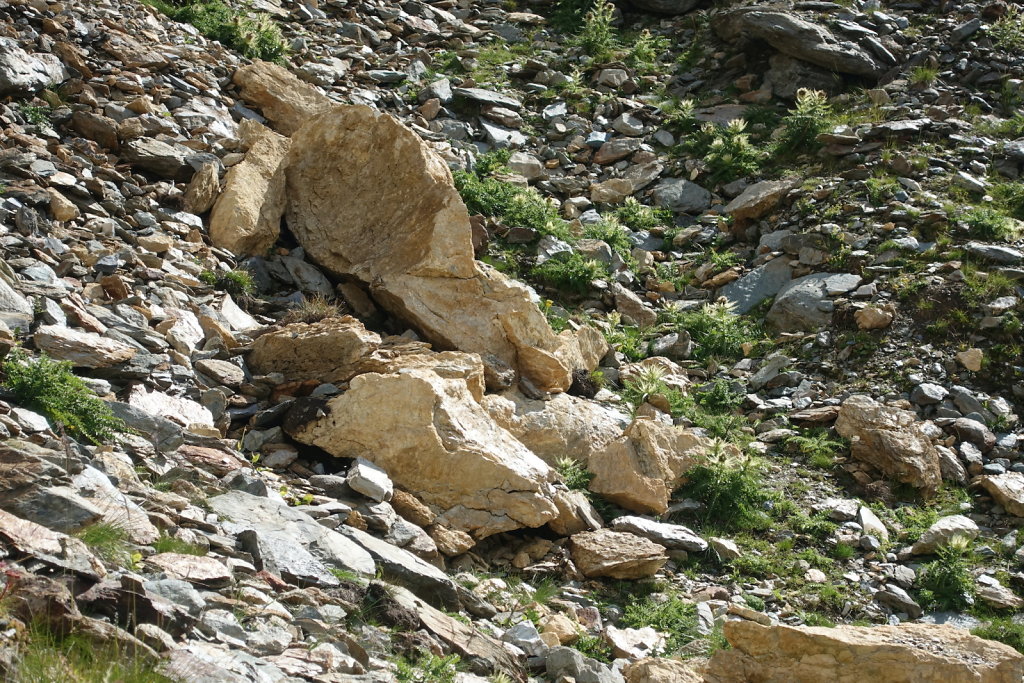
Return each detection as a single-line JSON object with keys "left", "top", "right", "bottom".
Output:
{"left": 582, "top": 218, "right": 634, "bottom": 264}
{"left": 200, "top": 267, "right": 255, "bottom": 296}
{"left": 12, "top": 624, "right": 168, "bottom": 683}
{"left": 989, "top": 5, "right": 1024, "bottom": 52}
{"left": 532, "top": 252, "right": 609, "bottom": 295}
{"left": 909, "top": 65, "right": 939, "bottom": 86}
{"left": 454, "top": 169, "right": 569, "bottom": 240}
{"left": 395, "top": 653, "right": 461, "bottom": 683}
{"left": 145, "top": 0, "right": 288, "bottom": 62}
{"left": 74, "top": 522, "right": 133, "bottom": 566}
{"left": 1, "top": 349, "right": 128, "bottom": 444}
{"left": 556, "top": 457, "right": 593, "bottom": 491}
{"left": 972, "top": 618, "right": 1024, "bottom": 654}
{"left": 960, "top": 206, "right": 1016, "bottom": 241}
{"left": 916, "top": 536, "right": 975, "bottom": 610}
{"left": 282, "top": 294, "right": 342, "bottom": 324}
{"left": 615, "top": 197, "right": 673, "bottom": 232}
{"left": 152, "top": 533, "right": 207, "bottom": 556}
{"left": 785, "top": 429, "right": 847, "bottom": 469}
{"left": 621, "top": 592, "right": 698, "bottom": 654}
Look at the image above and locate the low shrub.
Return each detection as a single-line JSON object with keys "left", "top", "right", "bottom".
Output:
{"left": 531, "top": 252, "right": 609, "bottom": 295}
{"left": 145, "top": 0, "right": 288, "bottom": 62}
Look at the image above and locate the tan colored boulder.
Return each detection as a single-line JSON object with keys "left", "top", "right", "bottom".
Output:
{"left": 33, "top": 325, "right": 136, "bottom": 368}
{"left": 183, "top": 161, "right": 221, "bottom": 214}
{"left": 570, "top": 528, "right": 667, "bottom": 579}
{"left": 209, "top": 120, "right": 289, "bottom": 256}
{"left": 429, "top": 525, "right": 475, "bottom": 557}
{"left": 978, "top": 472, "right": 1024, "bottom": 517}
{"left": 46, "top": 188, "right": 79, "bottom": 222}
{"left": 956, "top": 348, "right": 984, "bottom": 372}
{"left": 285, "top": 105, "right": 581, "bottom": 392}
{"left": 704, "top": 620, "right": 1024, "bottom": 683}
{"left": 571, "top": 325, "right": 610, "bottom": 371}
{"left": 548, "top": 489, "right": 604, "bottom": 536}
{"left": 588, "top": 419, "right": 712, "bottom": 515}
{"left": 285, "top": 367, "right": 559, "bottom": 540}
{"left": 540, "top": 613, "right": 581, "bottom": 645}
{"left": 247, "top": 316, "right": 382, "bottom": 383}
{"left": 835, "top": 394, "right": 941, "bottom": 496}
{"left": 723, "top": 178, "right": 797, "bottom": 227}
{"left": 624, "top": 657, "right": 707, "bottom": 683}
{"left": 232, "top": 61, "right": 333, "bottom": 135}
{"left": 482, "top": 391, "right": 628, "bottom": 466}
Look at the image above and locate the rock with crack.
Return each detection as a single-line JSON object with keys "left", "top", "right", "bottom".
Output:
{"left": 284, "top": 104, "right": 590, "bottom": 392}
{"left": 704, "top": 620, "right": 1024, "bottom": 682}
{"left": 712, "top": 8, "right": 883, "bottom": 78}
{"left": 835, "top": 395, "right": 941, "bottom": 496}
{"left": 570, "top": 528, "right": 668, "bottom": 579}
{"left": 588, "top": 419, "right": 715, "bottom": 515}
{"left": 209, "top": 120, "right": 290, "bottom": 256}
{"left": 232, "top": 61, "right": 334, "bottom": 135}
{"left": 285, "top": 366, "right": 560, "bottom": 540}
{"left": 247, "top": 316, "right": 382, "bottom": 383}
{"left": 977, "top": 473, "right": 1024, "bottom": 517}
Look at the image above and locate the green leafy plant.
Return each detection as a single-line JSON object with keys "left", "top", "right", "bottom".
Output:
{"left": 687, "top": 119, "right": 764, "bottom": 184}
{"left": 615, "top": 197, "right": 673, "bottom": 232}
{"left": 2, "top": 349, "right": 128, "bottom": 444}
{"left": 785, "top": 429, "right": 847, "bottom": 469}
{"left": 145, "top": 0, "right": 288, "bottom": 62}
{"left": 679, "top": 446, "right": 771, "bottom": 532}
{"left": 532, "top": 252, "right": 609, "bottom": 295}
{"left": 575, "top": 0, "right": 617, "bottom": 62}
{"left": 917, "top": 536, "right": 975, "bottom": 610}
{"left": 18, "top": 103, "right": 51, "bottom": 126}
{"left": 621, "top": 592, "right": 699, "bottom": 654}
{"left": 395, "top": 653, "right": 461, "bottom": 683}
{"left": 909, "top": 65, "right": 939, "bottom": 86}
{"left": 152, "top": 533, "right": 208, "bottom": 556}
{"left": 777, "top": 88, "right": 833, "bottom": 154}
{"left": 960, "top": 206, "right": 1016, "bottom": 241}
{"left": 582, "top": 218, "right": 635, "bottom": 264}
{"left": 664, "top": 300, "right": 763, "bottom": 362}
{"left": 556, "top": 457, "right": 593, "bottom": 491}
{"left": 989, "top": 5, "right": 1024, "bottom": 52}
{"left": 626, "top": 29, "right": 669, "bottom": 72}
{"left": 454, "top": 170, "right": 569, "bottom": 239}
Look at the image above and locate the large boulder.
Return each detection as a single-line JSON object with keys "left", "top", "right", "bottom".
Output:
{"left": 570, "top": 528, "right": 667, "bottom": 579}
{"left": 0, "top": 38, "right": 67, "bottom": 96}
{"left": 705, "top": 620, "right": 1024, "bottom": 683}
{"left": 482, "top": 391, "right": 629, "bottom": 466}
{"left": 766, "top": 272, "right": 860, "bottom": 331}
{"left": 977, "top": 473, "right": 1024, "bottom": 517}
{"left": 712, "top": 9, "right": 883, "bottom": 78}
{"left": 719, "top": 256, "right": 793, "bottom": 315}
{"left": 284, "top": 105, "right": 584, "bottom": 393}
{"left": 588, "top": 419, "right": 711, "bottom": 515}
{"left": 232, "top": 61, "right": 333, "bottom": 135}
{"left": 209, "top": 120, "right": 289, "bottom": 256}
{"left": 284, "top": 366, "right": 560, "bottom": 540}
{"left": 247, "top": 317, "right": 382, "bottom": 383}
{"left": 835, "top": 395, "right": 942, "bottom": 496}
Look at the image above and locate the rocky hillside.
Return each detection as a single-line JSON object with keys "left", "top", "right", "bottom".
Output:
{"left": 1, "top": 0, "right": 1024, "bottom": 680}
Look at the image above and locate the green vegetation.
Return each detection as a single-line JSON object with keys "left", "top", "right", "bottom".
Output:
{"left": 454, "top": 168, "right": 568, "bottom": 239}
{"left": 785, "top": 429, "right": 847, "bottom": 469}
{"left": 972, "top": 618, "right": 1024, "bottom": 654}
{"left": 909, "top": 65, "right": 939, "bottom": 86}
{"left": 989, "top": 5, "right": 1024, "bottom": 52}
{"left": 662, "top": 300, "right": 764, "bottom": 363}
{"left": 1, "top": 349, "right": 128, "bottom": 444}
{"left": 74, "top": 522, "right": 133, "bottom": 566}
{"left": 621, "top": 592, "right": 700, "bottom": 654}
{"left": 18, "top": 103, "right": 51, "bottom": 126}
{"left": 575, "top": 0, "right": 617, "bottom": 62}
{"left": 532, "top": 252, "right": 609, "bottom": 295}
{"left": 615, "top": 197, "right": 673, "bottom": 232}
{"left": 152, "top": 533, "right": 208, "bottom": 556}
{"left": 556, "top": 456, "right": 593, "bottom": 491}
{"left": 144, "top": 0, "right": 287, "bottom": 62}
{"left": 679, "top": 448, "right": 771, "bottom": 532}
{"left": 11, "top": 624, "right": 169, "bottom": 683}
{"left": 200, "top": 267, "right": 256, "bottom": 296}
{"left": 916, "top": 537, "right": 976, "bottom": 610}
{"left": 687, "top": 119, "right": 765, "bottom": 185}
{"left": 960, "top": 205, "right": 1017, "bottom": 241}
{"left": 777, "top": 89, "right": 833, "bottom": 154}
{"left": 395, "top": 653, "right": 461, "bottom": 683}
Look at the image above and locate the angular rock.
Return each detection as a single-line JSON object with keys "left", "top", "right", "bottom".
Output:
{"left": 34, "top": 325, "right": 136, "bottom": 368}
{"left": 624, "top": 657, "right": 707, "bottom": 683}
{"left": 719, "top": 257, "right": 793, "bottom": 315}
{"left": 766, "top": 273, "right": 858, "bottom": 331}
{"left": 0, "top": 276, "right": 33, "bottom": 329}
{"left": 184, "top": 161, "right": 221, "bottom": 215}
{"left": 285, "top": 105, "right": 582, "bottom": 392}
{"left": 547, "top": 646, "right": 625, "bottom": 683}
{"left": 247, "top": 317, "right": 382, "bottom": 383}
{"left": 977, "top": 473, "right": 1024, "bottom": 517}
{"left": 651, "top": 177, "right": 712, "bottom": 214}
{"left": 285, "top": 367, "right": 560, "bottom": 539}
{"left": 705, "top": 620, "right": 1024, "bottom": 682}
{"left": 233, "top": 61, "right": 334, "bottom": 135}
{"left": 346, "top": 458, "right": 393, "bottom": 502}
{"left": 570, "top": 528, "right": 668, "bottom": 579}
{"left": 589, "top": 420, "right": 712, "bottom": 515}
{"left": 145, "top": 554, "right": 232, "bottom": 587}
{"left": 209, "top": 120, "right": 289, "bottom": 256}
{"left": 0, "top": 38, "right": 67, "bottom": 96}
{"left": 723, "top": 179, "right": 797, "bottom": 226}
{"left": 610, "top": 516, "right": 708, "bottom": 552}
{"left": 911, "top": 515, "right": 980, "bottom": 555}
{"left": 122, "top": 138, "right": 202, "bottom": 182}
{"left": 835, "top": 395, "right": 941, "bottom": 495}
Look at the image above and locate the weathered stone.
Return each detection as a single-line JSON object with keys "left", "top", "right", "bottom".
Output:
{"left": 184, "top": 162, "right": 221, "bottom": 215}
{"left": 855, "top": 304, "right": 895, "bottom": 330}
{"left": 712, "top": 9, "right": 883, "bottom": 78}
{"left": 0, "top": 276, "right": 33, "bottom": 329}
{"left": 570, "top": 528, "right": 668, "bottom": 579}
{"left": 0, "top": 38, "right": 67, "bottom": 96}
{"left": 723, "top": 178, "right": 797, "bottom": 226}
{"left": 605, "top": 625, "right": 666, "bottom": 660}
{"left": 705, "top": 620, "right": 1024, "bottom": 683}
{"left": 589, "top": 420, "right": 713, "bottom": 515}
{"left": 247, "top": 317, "right": 382, "bottom": 383}
{"left": 286, "top": 367, "right": 560, "bottom": 540}
{"left": 624, "top": 657, "right": 707, "bottom": 683}
{"left": 285, "top": 105, "right": 582, "bottom": 392}
{"left": 145, "top": 554, "right": 232, "bottom": 587}
{"left": 651, "top": 177, "right": 712, "bottom": 214}
{"left": 835, "top": 395, "right": 941, "bottom": 495}
{"left": 719, "top": 257, "right": 793, "bottom": 315}
{"left": 34, "top": 325, "right": 136, "bottom": 368}
{"left": 483, "top": 391, "right": 629, "bottom": 466}
{"left": 209, "top": 120, "right": 289, "bottom": 256}
{"left": 767, "top": 273, "right": 857, "bottom": 331}
{"left": 547, "top": 646, "right": 625, "bottom": 683}
{"left": 911, "top": 515, "right": 980, "bottom": 555}
{"left": 610, "top": 516, "right": 708, "bottom": 552}
{"left": 956, "top": 348, "right": 984, "bottom": 372}
{"left": 978, "top": 473, "right": 1024, "bottom": 517}
{"left": 122, "top": 138, "right": 203, "bottom": 181}
{"left": 233, "top": 61, "right": 334, "bottom": 135}
{"left": 347, "top": 458, "right": 393, "bottom": 502}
